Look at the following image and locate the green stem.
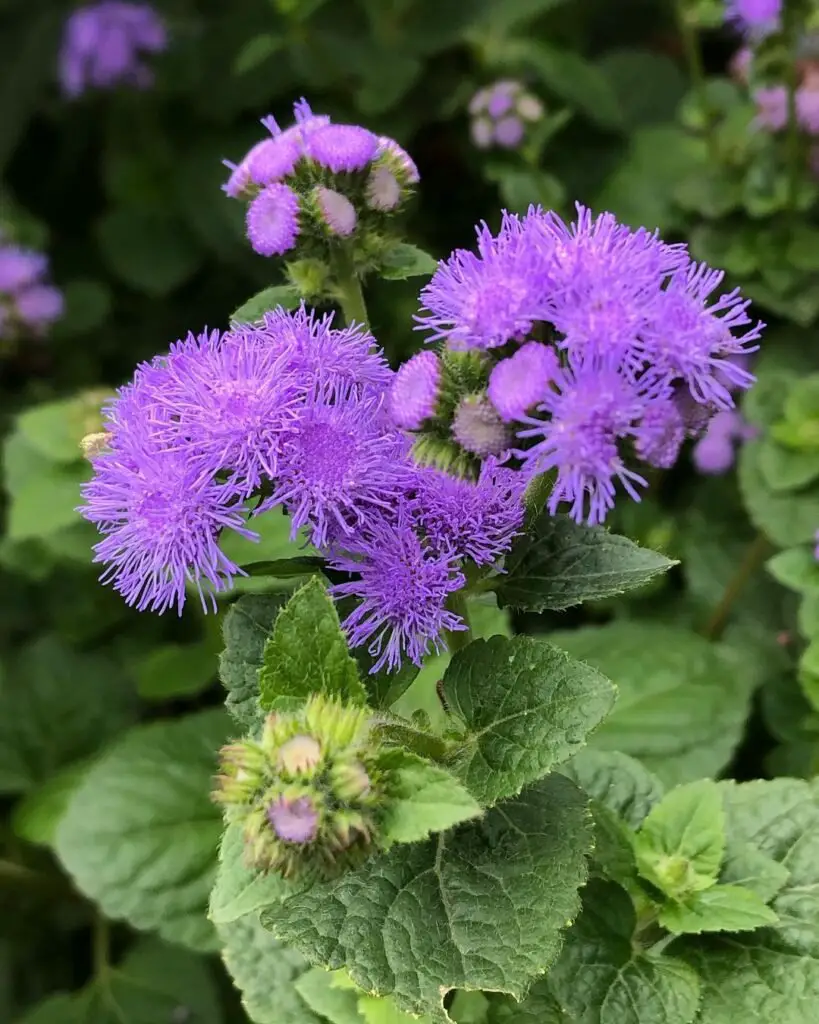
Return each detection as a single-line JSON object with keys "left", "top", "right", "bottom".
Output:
{"left": 674, "top": 0, "right": 715, "bottom": 153}
{"left": 93, "top": 914, "right": 110, "bottom": 978}
{"left": 332, "top": 249, "right": 369, "bottom": 328}
{"left": 702, "top": 532, "right": 772, "bottom": 641}
{"left": 446, "top": 591, "right": 473, "bottom": 653}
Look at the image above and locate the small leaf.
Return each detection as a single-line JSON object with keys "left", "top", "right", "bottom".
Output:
{"left": 497, "top": 513, "right": 675, "bottom": 612}
{"left": 135, "top": 640, "right": 219, "bottom": 701}
{"left": 562, "top": 749, "right": 664, "bottom": 829}
{"left": 719, "top": 840, "right": 790, "bottom": 902}
{"left": 234, "top": 33, "right": 284, "bottom": 75}
{"left": 209, "top": 822, "right": 292, "bottom": 926}
{"left": 52, "top": 280, "right": 112, "bottom": 339}
{"left": 259, "top": 578, "right": 366, "bottom": 711}
{"left": 11, "top": 760, "right": 93, "bottom": 848}
{"left": 231, "top": 284, "right": 301, "bottom": 323}
{"left": 378, "top": 242, "right": 438, "bottom": 280}
{"left": 442, "top": 634, "right": 616, "bottom": 806}
{"left": 54, "top": 710, "right": 229, "bottom": 952}
{"left": 97, "top": 208, "right": 203, "bottom": 296}
{"left": 767, "top": 547, "right": 819, "bottom": 595}
{"left": 220, "top": 594, "right": 285, "bottom": 731}
{"left": 294, "top": 969, "right": 362, "bottom": 1024}
{"left": 485, "top": 980, "right": 569, "bottom": 1023}
{"left": 378, "top": 749, "right": 482, "bottom": 845}
{"left": 659, "top": 884, "right": 779, "bottom": 934}
{"left": 633, "top": 780, "right": 725, "bottom": 897}
{"left": 758, "top": 439, "right": 819, "bottom": 493}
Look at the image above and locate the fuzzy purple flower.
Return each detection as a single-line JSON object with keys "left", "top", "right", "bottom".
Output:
{"left": 262, "top": 385, "right": 410, "bottom": 549}
{"left": 306, "top": 124, "right": 379, "bottom": 173}
{"left": 80, "top": 442, "right": 255, "bottom": 614}
{"left": 59, "top": 2, "right": 167, "bottom": 98}
{"left": 453, "top": 395, "right": 510, "bottom": 456}
{"left": 469, "top": 80, "right": 543, "bottom": 150}
{"left": 267, "top": 796, "right": 319, "bottom": 843}
{"left": 329, "top": 507, "right": 467, "bottom": 673}
{"left": 0, "top": 243, "right": 63, "bottom": 340}
{"left": 725, "top": 0, "right": 781, "bottom": 36}
{"left": 376, "top": 136, "right": 420, "bottom": 185}
{"left": 246, "top": 184, "right": 301, "bottom": 257}
{"left": 0, "top": 248, "right": 48, "bottom": 293}
{"left": 692, "top": 410, "right": 756, "bottom": 475}
{"left": 366, "top": 167, "right": 402, "bottom": 211}
{"left": 314, "top": 186, "right": 357, "bottom": 236}
{"left": 14, "top": 286, "right": 65, "bottom": 332}
{"left": 634, "top": 398, "right": 686, "bottom": 469}
{"left": 388, "top": 351, "right": 441, "bottom": 429}
{"left": 411, "top": 458, "right": 525, "bottom": 565}
{"left": 487, "top": 341, "right": 558, "bottom": 422}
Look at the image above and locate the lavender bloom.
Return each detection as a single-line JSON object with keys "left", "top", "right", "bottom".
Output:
{"left": 262, "top": 385, "right": 410, "bottom": 549}
{"left": 329, "top": 507, "right": 467, "bottom": 673}
{"left": 634, "top": 398, "right": 686, "bottom": 469}
{"left": 80, "top": 442, "right": 255, "bottom": 614}
{"left": 388, "top": 351, "right": 441, "bottom": 429}
{"left": 246, "top": 184, "right": 301, "bottom": 257}
{"left": 314, "top": 186, "right": 357, "bottom": 236}
{"left": 754, "top": 86, "right": 789, "bottom": 131}
{"left": 267, "top": 796, "right": 319, "bottom": 843}
{"left": 487, "top": 341, "right": 558, "bottom": 422}
{"left": 232, "top": 305, "right": 392, "bottom": 397}
{"left": 411, "top": 458, "right": 525, "bottom": 565}
{"left": 247, "top": 136, "right": 302, "bottom": 187}
{"left": 13, "top": 286, "right": 65, "bottom": 332}
{"left": 59, "top": 2, "right": 167, "bottom": 98}
{"left": 0, "top": 244, "right": 63, "bottom": 340}
{"left": 453, "top": 395, "right": 510, "bottom": 456}
{"left": 376, "top": 136, "right": 420, "bottom": 184}
{"left": 725, "top": 0, "right": 782, "bottom": 36}
{"left": 366, "top": 166, "right": 402, "bottom": 211}
{"left": 306, "top": 124, "right": 379, "bottom": 172}
{"left": 469, "top": 80, "right": 543, "bottom": 150}
{"left": 692, "top": 410, "right": 756, "bottom": 475}
{"left": 0, "top": 248, "right": 48, "bottom": 293}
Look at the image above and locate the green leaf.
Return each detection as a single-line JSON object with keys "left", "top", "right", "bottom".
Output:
{"left": 11, "top": 760, "right": 93, "bottom": 848}
{"left": 550, "top": 879, "right": 701, "bottom": 1024}
{"left": 442, "top": 634, "right": 616, "bottom": 806}
{"left": 359, "top": 992, "right": 433, "bottom": 1024}
{"left": 231, "top": 285, "right": 301, "bottom": 323}
{"left": 598, "top": 50, "right": 686, "bottom": 130}
{"left": 54, "top": 709, "right": 229, "bottom": 952}
{"left": 767, "top": 548, "right": 819, "bottom": 594}
{"left": 218, "top": 508, "right": 308, "bottom": 595}
{"left": 719, "top": 840, "right": 790, "bottom": 902}
{"left": 378, "top": 242, "right": 438, "bottom": 281}
{"left": 135, "top": 640, "right": 219, "bottom": 701}
{"left": 294, "top": 969, "right": 362, "bottom": 1024}
{"left": 259, "top": 578, "right": 366, "bottom": 711}
{"left": 758, "top": 440, "right": 819, "bottom": 493}
{"left": 264, "top": 774, "right": 593, "bottom": 1021}
{"left": 16, "top": 392, "right": 109, "bottom": 464}
{"left": 220, "top": 594, "right": 285, "bottom": 731}
{"left": 633, "top": 781, "right": 725, "bottom": 897}
{"left": 97, "top": 208, "right": 203, "bottom": 296}
{"left": 497, "top": 513, "right": 675, "bottom": 612}
{"left": 52, "top": 280, "right": 112, "bottom": 339}
{"left": 660, "top": 884, "right": 778, "bottom": 934}
{"left": 5, "top": 460, "right": 89, "bottom": 542}
{"left": 0, "top": 637, "right": 135, "bottom": 795}
{"left": 681, "top": 937, "right": 819, "bottom": 1024}
{"left": 485, "top": 981, "right": 569, "bottom": 1023}
{"left": 799, "top": 639, "right": 819, "bottom": 709}
{"left": 551, "top": 623, "right": 757, "bottom": 786}
{"left": 217, "top": 911, "right": 322, "bottom": 1024}
{"left": 561, "top": 749, "right": 664, "bottom": 829}
{"left": 234, "top": 33, "right": 284, "bottom": 74}
{"left": 378, "top": 749, "right": 482, "bottom": 845}
{"left": 209, "top": 822, "right": 292, "bottom": 926}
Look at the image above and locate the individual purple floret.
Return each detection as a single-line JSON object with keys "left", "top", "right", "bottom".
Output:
{"left": 0, "top": 243, "right": 63, "bottom": 342}
{"left": 487, "top": 341, "right": 558, "bottom": 422}
{"left": 388, "top": 350, "right": 441, "bottom": 429}
{"left": 306, "top": 124, "right": 379, "bottom": 173}
{"left": 267, "top": 796, "right": 319, "bottom": 843}
{"left": 329, "top": 506, "right": 467, "bottom": 674}
{"left": 14, "top": 286, "right": 65, "bottom": 332}
{"left": 725, "top": 0, "right": 781, "bottom": 36}
{"left": 410, "top": 458, "right": 525, "bottom": 565}
{"left": 261, "top": 385, "right": 410, "bottom": 549}
{"left": 469, "top": 80, "right": 543, "bottom": 150}
{"left": 81, "top": 442, "right": 255, "bottom": 614}
{"left": 634, "top": 398, "right": 686, "bottom": 470}
{"left": 314, "top": 186, "right": 357, "bottom": 236}
{"left": 246, "top": 183, "right": 301, "bottom": 257}
{"left": 692, "top": 410, "right": 757, "bottom": 475}
{"left": 453, "top": 395, "right": 510, "bottom": 456}
{"left": 59, "top": 2, "right": 167, "bottom": 98}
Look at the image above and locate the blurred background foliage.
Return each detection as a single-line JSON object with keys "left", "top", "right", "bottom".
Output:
{"left": 4, "top": 0, "right": 819, "bottom": 1020}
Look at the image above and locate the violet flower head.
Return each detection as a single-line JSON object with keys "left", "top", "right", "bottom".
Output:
{"left": 411, "top": 458, "right": 526, "bottom": 565}
{"left": 80, "top": 442, "right": 256, "bottom": 614}
{"left": 59, "top": 2, "right": 167, "bottom": 98}
{"left": 487, "top": 341, "right": 558, "bottom": 422}
{"left": 0, "top": 248, "right": 48, "bottom": 293}
{"left": 366, "top": 166, "right": 402, "bottom": 212}
{"left": 692, "top": 409, "right": 756, "bottom": 475}
{"left": 329, "top": 506, "right": 467, "bottom": 674}
{"left": 388, "top": 350, "right": 441, "bottom": 429}
{"left": 14, "top": 286, "right": 65, "bottom": 332}
{"left": 452, "top": 394, "right": 510, "bottom": 456}
{"left": 267, "top": 796, "right": 319, "bottom": 844}
{"left": 313, "top": 186, "right": 357, "bottom": 236}
{"left": 262, "top": 385, "right": 410, "bottom": 549}
{"left": 725, "top": 0, "right": 782, "bottom": 37}
{"left": 238, "top": 304, "right": 392, "bottom": 397}
{"left": 0, "top": 243, "right": 63, "bottom": 340}
{"left": 246, "top": 183, "right": 301, "bottom": 257}
{"left": 469, "top": 80, "right": 543, "bottom": 150}
{"left": 306, "top": 124, "right": 379, "bottom": 172}
{"left": 375, "top": 136, "right": 420, "bottom": 185}
{"left": 416, "top": 212, "right": 551, "bottom": 350}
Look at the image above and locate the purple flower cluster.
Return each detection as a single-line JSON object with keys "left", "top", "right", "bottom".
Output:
{"left": 469, "top": 80, "right": 544, "bottom": 150}
{"left": 59, "top": 2, "right": 167, "bottom": 98}
{"left": 725, "top": 0, "right": 782, "bottom": 37}
{"left": 0, "top": 239, "right": 63, "bottom": 344}
{"left": 80, "top": 305, "right": 524, "bottom": 672}
{"left": 410, "top": 204, "right": 762, "bottom": 525}
{"left": 223, "top": 99, "right": 419, "bottom": 259}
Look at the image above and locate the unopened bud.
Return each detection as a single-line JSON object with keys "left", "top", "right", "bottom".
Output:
{"left": 267, "top": 794, "right": 320, "bottom": 843}
{"left": 277, "top": 735, "right": 322, "bottom": 776}
{"left": 331, "top": 760, "right": 371, "bottom": 801}
{"left": 80, "top": 431, "right": 111, "bottom": 459}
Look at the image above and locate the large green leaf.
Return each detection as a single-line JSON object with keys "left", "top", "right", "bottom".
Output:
{"left": 219, "top": 594, "right": 285, "bottom": 731}
{"left": 209, "top": 822, "right": 292, "bottom": 926}
{"left": 264, "top": 774, "right": 592, "bottom": 1021}
{"left": 485, "top": 981, "right": 570, "bottom": 1023}
{"left": 739, "top": 441, "right": 819, "bottom": 546}
{"left": 550, "top": 880, "right": 700, "bottom": 1024}
{"left": 441, "top": 634, "right": 615, "bottom": 806}
{"left": 55, "top": 710, "right": 229, "bottom": 952}
{"left": 259, "top": 578, "right": 366, "bottom": 711}
{"left": 550, "top": 623, "right": 756, "bottom": 786}
{"left": 497, "top": 514, "right": 675, "bottom": 613}
{"left": 561, "top": 749, "right": 664, "bottom": 829}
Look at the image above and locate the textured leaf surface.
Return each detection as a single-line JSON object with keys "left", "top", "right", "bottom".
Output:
{"left": 379, "top": 750, "right": 482, "bottom": 845}
{"left": 210, "top": 822, "right": 292, "bottom": 925}
{"left": 497, "top": 514, "right": 674, "bottom": 612}
{"left": 55, "top": 710, "right": 229, "bottom": 951}
{"left": 11, "top": 760, "right": 93, "bottom": 847}
{"left": 220, "top": 594, "right": 284, "bottom": 731}
{"left": 379, "top": 242, "right": 438, "bottom": 280}
{"left": 231, "top": 284, "right": 300, "bottom": 322}
{"left": 218, "top": 911, "right": 322, "bottom": 1024}
{"left": 739, "top": 441, "right": 819, "bottom": 546}
{"left": 259, "top": 578, "right": 366, "bottom": 711}
{"left": 562, "top": 749, "right": 664, "bottom": 828}
{"left": 264, "top": 774, "right": 592, "bottom": 1020}
{"left": 550, "top": 623, "right": 755, "bottom": 786}
{"left": 485, "top": 983, "right": 569, "bottom": 1023}
{"left": 442, "top": 635, "right": 616, "bottom": 806}
{"left": 294, "top": 969, "right": 362, "bottom": 1023}
{"left": 659, "top": 884, "right": 778, "bottom": 934}
{"left": 550, "top": 880, "right": 700, "bottom": 1024}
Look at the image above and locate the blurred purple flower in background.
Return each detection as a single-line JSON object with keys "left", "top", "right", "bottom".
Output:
{"left": 59, "top": 2, "right": 167, "bottom": 98}
{"left": 469, "top": 80, "right": 544, "bottom": 150}
{"left": 0, "top": 242, "right": 63, "bottom": 344}
{"left": 725, "top": 0, "right": 782, "bottom": 37}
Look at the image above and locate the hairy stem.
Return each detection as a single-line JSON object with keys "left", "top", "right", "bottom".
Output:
{"left": 446, "top": 590, "right": 473, "bottom": 653}
{"left": 332, "top": 250, "right": 369, "bottom": 328}
{"left": 702, "top": 532, "right": 772, "bottom": 641}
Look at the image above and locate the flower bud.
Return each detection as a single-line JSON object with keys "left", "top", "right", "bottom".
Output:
{"left": 80, "top": 431, "right": 112, "bottom": 460}
{"left": 452, "top": 394, "right": 511, "bottom": 456}
{"left": 276, "top": 735, "right": 322, "bottom": 776}
{"left": 331, "top": 760, "right": 371, "bottom": 801}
